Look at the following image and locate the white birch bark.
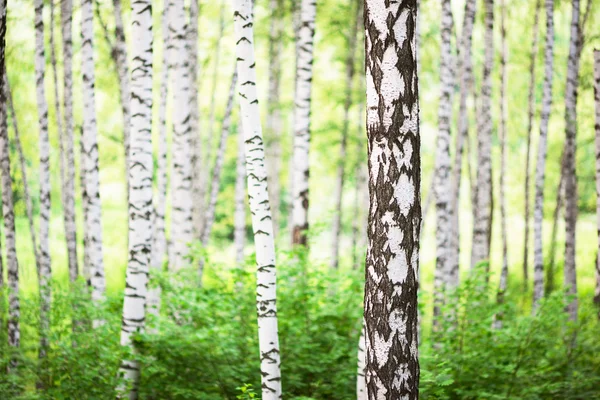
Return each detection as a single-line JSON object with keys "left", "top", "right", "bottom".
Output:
{"left": 523, "top": 0, "right": 542, "bottom": 288}
{"left": 118, "top": 0, "right": 153, "bottom": 395}
{"left": 330, "top": 0, "right": 360, "bottom": 270}
{"left": 291, "top": 0, "right": 316, "bottom": 246}
{"left": 189, "top": 0, "right": 202, "bottom": 240}
{"left": 594, "top": 49, "right": 600, "bottom": 311}
{"left": 233, "top": 1, "right": 282, "bottom": 397}
{"left": 563, "top": 0, "right": 581, "bottom": 322}
{"left": 356, "top": 321, "right": 366, "bottom": 400}
{"left": 433, "top": 0, "right": 453, "bottom": 327}
{"left": 364, "top": 1, "right": 420, "bottom": 398}
{"left": 471, "top": 0, "right": 494, "bottom": 271}
{"left": 533, "top": 0, "right": 555, "bottom": 308}
{"left": 234, "top": 125, "right": 246, "bottom": 268}
{"left": 81, "top": 0, "right": 106, "bottom": 307}
{"left": 169, "top": 0, "right": 194, "bottom": 270}
{"left": 61, "top": 0, "right": 79, "bottom": 283}
{"left": 34, "top": 0, "right": 52, "bottom": 363}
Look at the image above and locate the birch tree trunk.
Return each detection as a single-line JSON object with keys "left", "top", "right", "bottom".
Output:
{"left": 546, "top": 166, "right": 563, "bottom": 295}
{"left": 34, "top": 0, "right": 52, "bottom": 365}
{"left": 291, "top": 0, "right": 316, "bottom": 246}
{"left": 364, "top": 1, "right": 420, "bottom": 398}
{"left": 169, "top": 0, "right": 194, "bottom": 270}
{"left": 234, "top": 126, "right": 246, "bottom": 268}
{"left": 449, "top": 0, "right": 476, "bottom": 288}
{"left": 471, "top": 0, "right": 494, "bottom": 272}
{"left": 497, "top": 0, "right": 509, "bottom": 305}
{"left": 61, "top": 0, "right": 79, "bottom": 283}
{"left": 533, "top": 0, "right": 555, "bottom": 308}
{"left": 523, "top": 0, "right": 542, "bottom": 288}
{"left": 118, "top": 0, "right": 153, "bottom": 395}
{"left": 433, "top": 0, "right": 454, "bottom": 327}
{"left": 594, "top": 49, "right": 600, "bottom": 311}
{"left": 233, "top": 1, "right": 282, "bottom": 397}
{"left": 189, "top": 0, "right": 202, "bottom": 240}
{"left": 563, "top": 0, "right": 581, "bottom": 322}
{"left": 330, "top": 0, "right": 360, "bottom": 270}
{"left": 81, "top": 0, "right": 106, "bottom": 308}
{"left": 266, "top": 0, "right": 283, "bottom": 238}
{"left": 356, "top": 321, "right": 366, "bottom": 400}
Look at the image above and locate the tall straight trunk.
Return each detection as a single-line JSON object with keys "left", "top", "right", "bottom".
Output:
{"left": 433, "top": 0, "right": 454, "bottom": 328}
{"left": 34, "top": 0, "right": 52, "bottom": 366}
{"left": 449, "top": 0, "right": 476, "bottom": 288}
{"left": 330, "top": 0, "right": 360, "bottom": 269}
{"left": 546, "top": 165, "right": 563, "bottom": 295}
{"left": 189, "top": 0, "right": 201, "bottom": 240}
{"left": 266, "top": 0, "right": 283, "bottom": 237}
{"left": 199, "top": 69, "right": 238, "bottom": 277}
{"left": 233, "top": 1, "right": 282, "bottom": 397}
{"left": 364, "top": 1, "right": 420, "bottom": 398}
{"left": 356, "top": 321, "right": 366, "bottom": 400}
{"left": 234, "top": 126, "right": 246, "bottom": 268}
{"left": 61, "top": 0, "right": 79, "bottom": 283}
{"left": 471, "top": 0, "right": 494, "bottom": 271}
{"left": 497, "top": 0, "right": 509, "bottom": 301}
{"left": 533, "top": 0, "right": 555, "bottom": 308}
{"left": 169, "top": 0, "right": 194, "bottom": 270}
{"left": 523, "top": 0, "right": 542, "bottom": 288}
{"left": 81, "top": 0, "right": 106, "bottom": 307}
{"left": 4, "top": 75, "right": 39, "bottom": 269}
{"left": 1, "top": 0, "right": 20, "bottom": 362}
{"left": 149, "top": 0, "right": 172, "bottom": 322}
{"left": 291, "top": 0, "right": 316, "bottom": 246}
{"left": 563, "top": 0, "right": 581, "bottom": 322}
{"left": 118, "top": 0, "right": 153, "bottom": 395}
{"left": 594, "top": 50, "right": 600, "bottom": 310}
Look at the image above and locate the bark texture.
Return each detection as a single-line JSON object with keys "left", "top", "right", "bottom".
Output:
{"left": 291, "top": 0, "right": 316, "bottom": 246}
{"left": 189, "top": 0, "right": 202, "bottom": 240}
{"left": 357, "top": 321, "right": 366, "bottom": 400}
{"left": 233, "top": 0, "right": 282, "bottom": 397}
{"left": 81, "top": 0, "right": 106, "bottom": 307}
{"left": 594, "top": 49, "right": 600, "bottom": 310}
{"left": 471, "top": 0, "right": 494, "bottom": 271}
{"left": 119, "top": 0, "right": 153, "bottom": 395}
{"left": 533, "top": 0, "right": 555, "bottom": 308}
{"left": 364, "top": 1, "right": 420, "bottom": 398}
{"left": 563, "top": 0, "right": 581, "bottom": 322}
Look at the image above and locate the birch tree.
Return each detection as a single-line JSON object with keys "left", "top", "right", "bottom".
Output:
{"left": 233, "top": 0, "right": 282, "bottom": 397}
{"left": 364, "top": 1, "right": 420, "bottom": 398}
{"left": 81, "top": 0, "right": 106, "bottom": 306}
{"left": 563, "top": 0, "right": 581, "bottom": 322}
{"left": 61, "top": 0, "right": 79, "bottom": 283}
{"left": 331, "top": 0, "right": 360, "bottom": 269}
{"left": 189, "top": 0, "right": 201, "bottom": 240}
{"left": 34, "top": 0, "right": 52, "bottom": 364}
{"left": 0, "top": 0, "right": 21, "bottom": 361}
{"left": 471, "top": 0, "right": 494, "bottom": 271}
{"left": 522, "top": 0, "right": 542, "bottom": 287}
{"left": 433, "top": 0, "right": 454, "bottom": 326}
{"left": 594, "top": 49, "right": 600, "bottom": 312}
{"left": 450, "top": 0, "right": 476, "bottom": 287}
{"left": 533, "top": 0, "right": 555, "bottom": 307}
{"left": 291, "top": 0, "right": 316, "bottom": 246}
{"left": 356, "top": 322, "right": 366, "bottom": 400}
{"left": 169, "top": 0, "right": 194, "bottom": 270}
{"left": 234, "top": 127, "right": 246, "bottom": 268}
{"left": 118, "top": 0, "right": 153, "bottom": 395}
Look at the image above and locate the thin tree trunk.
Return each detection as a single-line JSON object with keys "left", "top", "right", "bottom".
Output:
{"left": 189, "top": 0, "right": 202, "bottom": 240}
{"left": 199, "top": 68, "right": 238, "bottom": 277}
{"left": 356, "top": 321, "right": 366, "bottom": 400}
{"left": 563, "top": 0, "right": 581, "bottom": 322}
{"left": 61, "top": 0, "right": 79, "bottom": 284}
{"left": 449, "top": 0, "right": 476, "bottom": 288}
{"left": 291, "top": 0, "right": 316, "bottom": 246}
{"left": 594, "top": 49, "right": 600, "bottom": 311}
{"left": 233, "top": 1, "right": 282, "bottom": 397}
{"left": 533, "top": 0, "right": 556, "bottom": 308}
{"left": 34, "top": 0, "right": 52, "bottom": 370}
{"left": 0, "top": 0, "right": 20, "bottom": 366}
{"left": 330, "top": 0, "right": 360, "bottom": 270}
{"left": 523, "top": 0, "right": 542, "bottom": 289}
{"left": 169, "top": 0, "right": 194, "bottom": 270}
{"left": 266, "top": 0, "right": 283, "bottom": 238}
{"left": 81, "top": 0, "right": 106, "bottom": 310}
{"left": 433, "top": 0, "right": 454, "bottom": 330}
{"left": 118, "top": 0, "right": 153, "bottom": 395}
{"left": 546, "top": 168, "right": 563, "bottom": 296}
{"left": 234, "top": 124, "right": 246, "bottom": 269}
{"left": 471, "top": 0, "right": 494, "bottom": 273}
{"left": 364, "top": 2, "right": 420, "bottom": 398}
